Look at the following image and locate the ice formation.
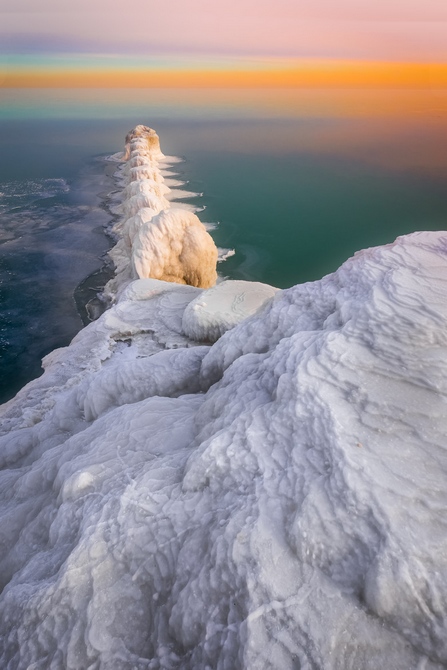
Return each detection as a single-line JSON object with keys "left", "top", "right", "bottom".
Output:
{"left": 1, "top": 127, "right": 447, "bottom": 670}
{"left": 106, "top": 124, "right": 218, "bottom": 295}
{"left": 182, "top": 279, "right": 279, "bottom": 342}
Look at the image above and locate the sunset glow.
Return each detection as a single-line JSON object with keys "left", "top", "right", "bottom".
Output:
{"left": 1, "top": 59, "right": 447, "bottom": 89}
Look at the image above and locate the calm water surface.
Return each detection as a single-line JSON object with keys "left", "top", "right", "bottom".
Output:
{"left": 1, "top": 88, "right": 447, "bottom": 402}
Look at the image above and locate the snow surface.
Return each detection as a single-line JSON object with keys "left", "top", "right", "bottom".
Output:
{"left": 1, "top": 126, "right": 447, "bottom": 669}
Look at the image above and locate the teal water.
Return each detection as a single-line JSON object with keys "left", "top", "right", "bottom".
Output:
{"left": 186, "top": 142, "right": 447, "bottom": 287}
{"left": 1, "top": 89, "right": 447, "bottom": 402}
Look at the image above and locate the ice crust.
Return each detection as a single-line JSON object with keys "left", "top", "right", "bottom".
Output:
{"left": 1, "top": 127, "right": 447, "bottom": 669}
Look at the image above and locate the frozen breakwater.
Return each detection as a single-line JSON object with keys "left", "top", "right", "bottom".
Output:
{"left": 1, "top": 127, "right": 447, "bottom": 669}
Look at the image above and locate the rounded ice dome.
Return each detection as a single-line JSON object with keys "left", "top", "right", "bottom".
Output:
{"left": 182, "top": 279, "right": 279, "bottom": 342}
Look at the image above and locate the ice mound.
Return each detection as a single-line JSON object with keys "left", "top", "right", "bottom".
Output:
{"left": 122, "top": 192, "right": 169, "bottom": 218}
{"left": 127, "top": 177, "right": 170, "bottom": 199}
{"left": 128, "top": 165, "right": 168, "bottom": 183}
{"left": 182, "top": 279, "right": 279, "bottom": 342}
{"left": 132, "top": 208, "right": 218, "bottom": 288}
{"left": 122, "top": 125, "right": 164, "bottom": 161}
{"left": 1, "top": 125, "right": 447, "bottom": 668}
{"left": 106, "top": 125, "right": 218, "bottom": 297}
{"left": 81, "top": 346, "right": 208, "bottom": 421}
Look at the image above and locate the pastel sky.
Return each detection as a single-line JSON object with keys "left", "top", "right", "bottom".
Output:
{"left": 1, "top": 0, "right": 447, "bottom": 61}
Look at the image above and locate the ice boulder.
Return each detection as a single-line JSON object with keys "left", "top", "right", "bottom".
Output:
{"left": 182, "top": 279, "right": 279, "bottom": 342}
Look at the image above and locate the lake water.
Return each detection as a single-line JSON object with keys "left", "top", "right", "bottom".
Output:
{"left": 1, "top": 87, "right": 447, "bottom": 403}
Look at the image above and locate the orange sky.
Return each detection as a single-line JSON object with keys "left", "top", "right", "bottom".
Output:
{"left": 2, "top": 61, "right": 447, "bottom": 89}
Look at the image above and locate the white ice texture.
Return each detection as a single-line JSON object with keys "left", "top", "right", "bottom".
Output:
{"left": 1, "top": 126, "right": 447, "bottom": 670}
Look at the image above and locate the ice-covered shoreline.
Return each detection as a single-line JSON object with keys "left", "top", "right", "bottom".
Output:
{"left": 1, "top": 127, "right": 447, "bottom": 669}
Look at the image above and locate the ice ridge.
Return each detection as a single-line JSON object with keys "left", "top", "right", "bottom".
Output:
{"left": 0, "top": 127, "right": 447, "bottom": 669}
